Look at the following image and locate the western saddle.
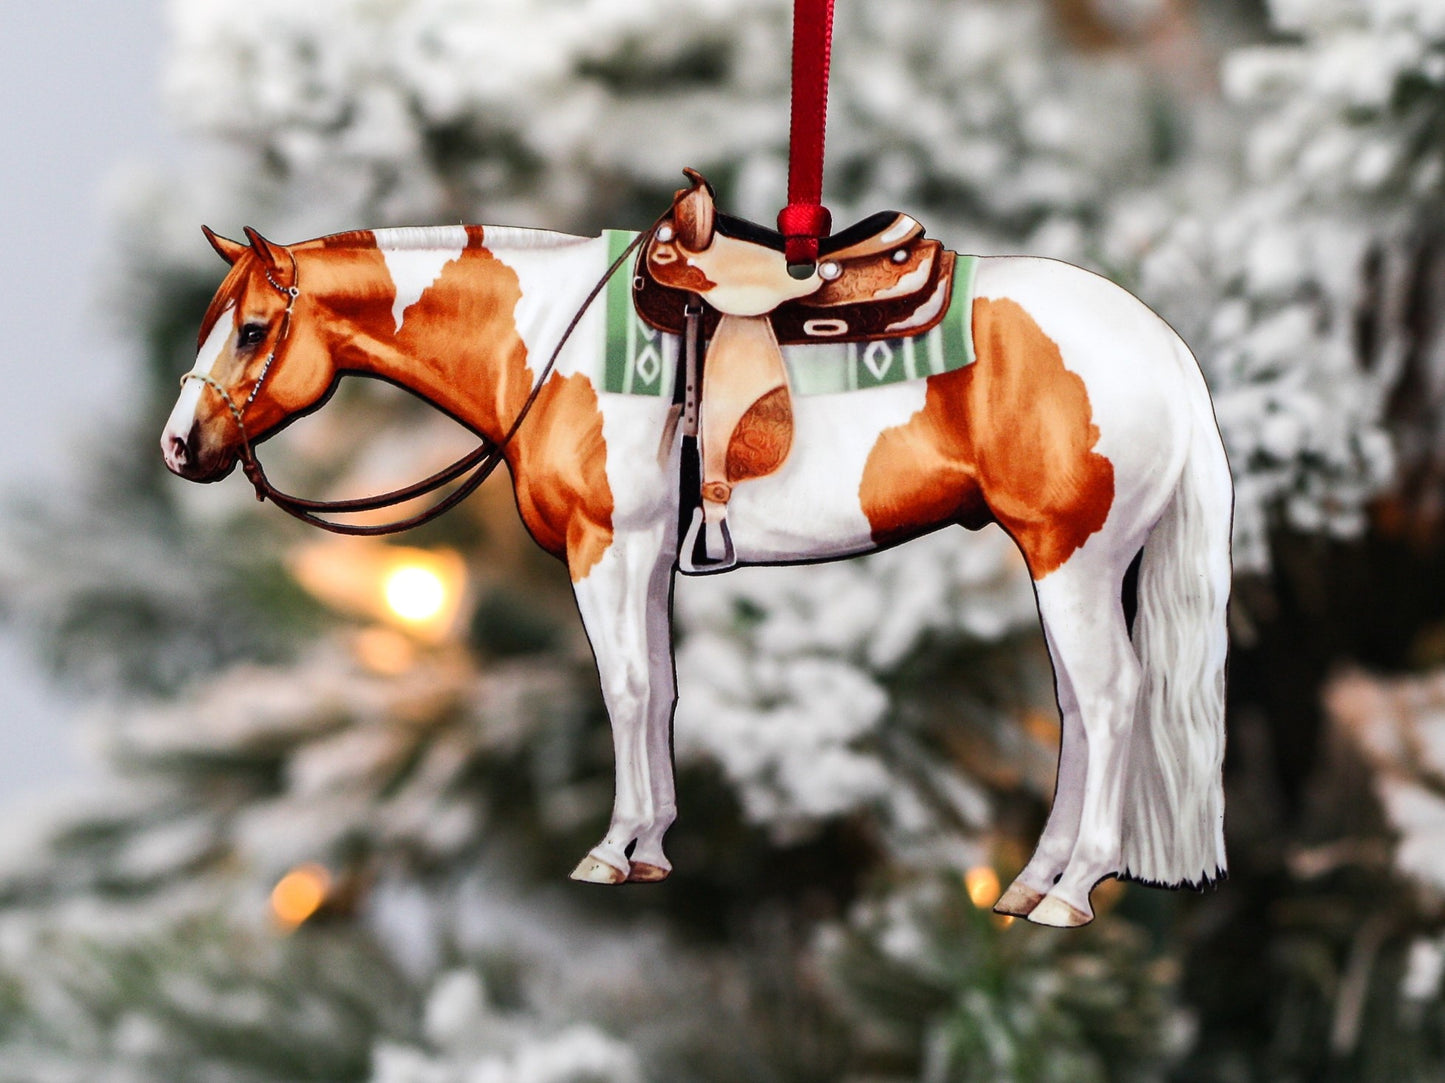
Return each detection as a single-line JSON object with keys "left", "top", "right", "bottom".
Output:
{"left": 634, "top": 169, "right": 957, "bottom": 571}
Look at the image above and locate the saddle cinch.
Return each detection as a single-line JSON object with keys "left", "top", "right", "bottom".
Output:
{"left": 635, "top": 169, "right": 958, "bottom": 572}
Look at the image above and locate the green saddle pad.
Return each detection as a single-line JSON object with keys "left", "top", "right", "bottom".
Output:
{"left": 602, "top": 230, "right": 978, "bottom": 398}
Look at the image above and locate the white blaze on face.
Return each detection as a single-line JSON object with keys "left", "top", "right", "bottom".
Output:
{"left": 161, "top": 302, "right": 234, "bottom": 470}
{"left": 379, "top": 230, "right": 467, "bottom": 333}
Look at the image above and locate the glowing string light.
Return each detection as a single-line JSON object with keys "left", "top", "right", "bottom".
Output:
{"left": 271, "top": 864, "right": 332, "bottom": 930}
{"left": 383, "top": 564, "right": 448, "bottom": 624}
{"left": 964, "top": 865, "right": 1002, "bottom": 910}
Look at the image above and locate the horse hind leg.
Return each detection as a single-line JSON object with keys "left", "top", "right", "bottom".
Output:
{"left": 995, "top": 622, "right": 1086, "bottom": 917}
{"left": 1025, "top": 549, "right": 1143, "bottom": 927}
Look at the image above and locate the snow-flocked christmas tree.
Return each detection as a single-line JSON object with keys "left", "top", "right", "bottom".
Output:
{"left": 3, "top": 1, "right": 1445, "bottom": 1080}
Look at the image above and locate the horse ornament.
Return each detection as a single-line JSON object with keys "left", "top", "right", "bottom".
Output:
{"left": 162, "top": 170, "right": 1232, "bottom": 928}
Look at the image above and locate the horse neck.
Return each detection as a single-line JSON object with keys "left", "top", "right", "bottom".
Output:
{"left": 304, "top": 228, "right": 602, "bottom": 443}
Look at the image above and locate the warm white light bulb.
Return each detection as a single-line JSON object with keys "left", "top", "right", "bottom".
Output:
{"left": 384, "top": 564, "right": 448, "bottom": 624}
{"left": 271, "top": 864, "right": 331, "bottom": 930}
{"left": 964, "top": 866, "right": 1001, "bottom": 910}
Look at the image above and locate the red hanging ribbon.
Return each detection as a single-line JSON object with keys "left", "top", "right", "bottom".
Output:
{"left": 778, "top": 0, "right": 835, "bottom": 270}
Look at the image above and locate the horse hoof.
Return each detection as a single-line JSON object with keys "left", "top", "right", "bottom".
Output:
{"left": 1026, "top": 894, "right": 1093, "bottom": 928}
{"left": 626, "top": 861, "right": 671, "bottom": 883}
{"left": 993, "top": 882, "right": 1045, "bottom": 917}
{"left": 569, "top": 855, "right": 628, "bottom": 885}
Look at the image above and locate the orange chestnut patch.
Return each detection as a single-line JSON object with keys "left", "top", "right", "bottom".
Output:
{"left": 860, "top": 296, "right": 1113, "bottom": 578}
{"left": 970, "top": 297, "right": 1114, "bottom": 578}
{"left": 857, "top": 366, "right": 988, "bottom": 549}
{"left": 509, "top": 371, "right": 615, "bottom": 583}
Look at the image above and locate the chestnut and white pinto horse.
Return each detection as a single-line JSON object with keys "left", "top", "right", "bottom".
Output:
{"left": 162, "top": 222, "right": 1232, "bottom": 927}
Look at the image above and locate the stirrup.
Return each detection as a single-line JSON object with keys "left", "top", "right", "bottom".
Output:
{"left": 678, "top": 506, "right": 736, "bottom": 574}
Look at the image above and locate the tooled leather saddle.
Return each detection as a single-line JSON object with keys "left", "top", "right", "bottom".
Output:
{"left": 634, "top": 169, "right": 957, "bottom": 571}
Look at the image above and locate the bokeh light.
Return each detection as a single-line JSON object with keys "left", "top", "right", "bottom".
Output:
{"left": 271, "top": 863, "right": 332, "bottom": 930}
{"left": 964, "top": 865, "right": 1001, "bottom": 910}
{"left": 288, "top": 541, "right": 468, "bottom": 642}
{"left": 352, "top": 626, "right": 418, "bottom": 675}
{"left": 384, "top": 563, "right": 447, "bottom": 624}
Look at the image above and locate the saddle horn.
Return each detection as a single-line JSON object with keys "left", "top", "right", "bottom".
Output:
{"left": 243, "top": 226, "right": 296, "bottom": 289}
{"left": 202, "top": 225, "right": 249, "bottom": 266}
{"left": 672, "top": 168, "right": 716, "bottom": 251}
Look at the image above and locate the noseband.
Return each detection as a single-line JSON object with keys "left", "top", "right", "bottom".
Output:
{"left": 182, "top": 223, "right": 656, "bottom": 536}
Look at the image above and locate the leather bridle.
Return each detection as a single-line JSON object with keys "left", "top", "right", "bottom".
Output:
{"left": 182, "top": 222, "right": 656, "bottom": 537}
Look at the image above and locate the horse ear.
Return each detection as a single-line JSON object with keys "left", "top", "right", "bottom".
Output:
{"left": 202, "top": 225, "right": 248, "bottom": 266}
{"left": 242, "top": 226, "right": 294, "bottom": 288}
{"left": 673, "top": 169, "right": 716, "bottom": 251}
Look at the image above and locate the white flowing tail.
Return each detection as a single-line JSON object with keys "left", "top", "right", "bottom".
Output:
{"left": 1120, "top": 343, "right": 1233, "bottom": 886}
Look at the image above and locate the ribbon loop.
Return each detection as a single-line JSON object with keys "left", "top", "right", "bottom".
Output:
{"left": 778, "top": 0, "right": 836, "bottom": 271}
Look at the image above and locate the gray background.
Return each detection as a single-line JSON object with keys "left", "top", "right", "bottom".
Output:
{"left": 0, "top": 2, "right": 175, "bottom": 802}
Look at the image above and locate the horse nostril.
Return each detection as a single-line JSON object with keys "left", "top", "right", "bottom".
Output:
{"left": 169, "top": 433, "right": 189, "bottom": 466}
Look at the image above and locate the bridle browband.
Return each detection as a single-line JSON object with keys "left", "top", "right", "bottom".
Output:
{"left": 182, "top": 221, "right": 658, "bottom": 537}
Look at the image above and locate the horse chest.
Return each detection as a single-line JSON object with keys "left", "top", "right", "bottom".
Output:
{"left": 512, "top": 373, "right": 617, "bottom": 581}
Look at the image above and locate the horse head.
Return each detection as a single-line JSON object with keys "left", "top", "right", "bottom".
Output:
{"left": 161, "top": 227, "right": 339, "bottom": 482}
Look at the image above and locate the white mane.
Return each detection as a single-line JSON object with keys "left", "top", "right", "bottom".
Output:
{"left": 369, "top": 224, "right": 592, "bottom": 252}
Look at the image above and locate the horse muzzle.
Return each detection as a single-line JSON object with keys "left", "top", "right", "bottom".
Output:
{"left": 161, "top": 422, "right": 238, "bottom": 482}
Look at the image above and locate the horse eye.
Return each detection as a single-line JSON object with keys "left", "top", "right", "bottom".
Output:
{"left": 237, "top": 323, "right": 268, "bottom": 348}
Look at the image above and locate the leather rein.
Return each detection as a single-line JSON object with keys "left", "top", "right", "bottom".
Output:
{"left": 183, "top": 222, "right": 657, "bottom": 537}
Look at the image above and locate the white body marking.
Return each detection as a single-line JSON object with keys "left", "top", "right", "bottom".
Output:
{"left": 486, "top": 232, "right": 602, "bottom": 385}
{"left": 376, "top": 228, "right": 467, "bottom": 332}
{"left": 726, "top": 383, "right": 925, "bottom": 562}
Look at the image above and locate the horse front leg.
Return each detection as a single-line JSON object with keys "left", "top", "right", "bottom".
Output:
{"left": 623, "top": 537, "right": 680, "bottom": 881}
{"left": 568, "top": 524, "right": 679, "bottom": 884}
